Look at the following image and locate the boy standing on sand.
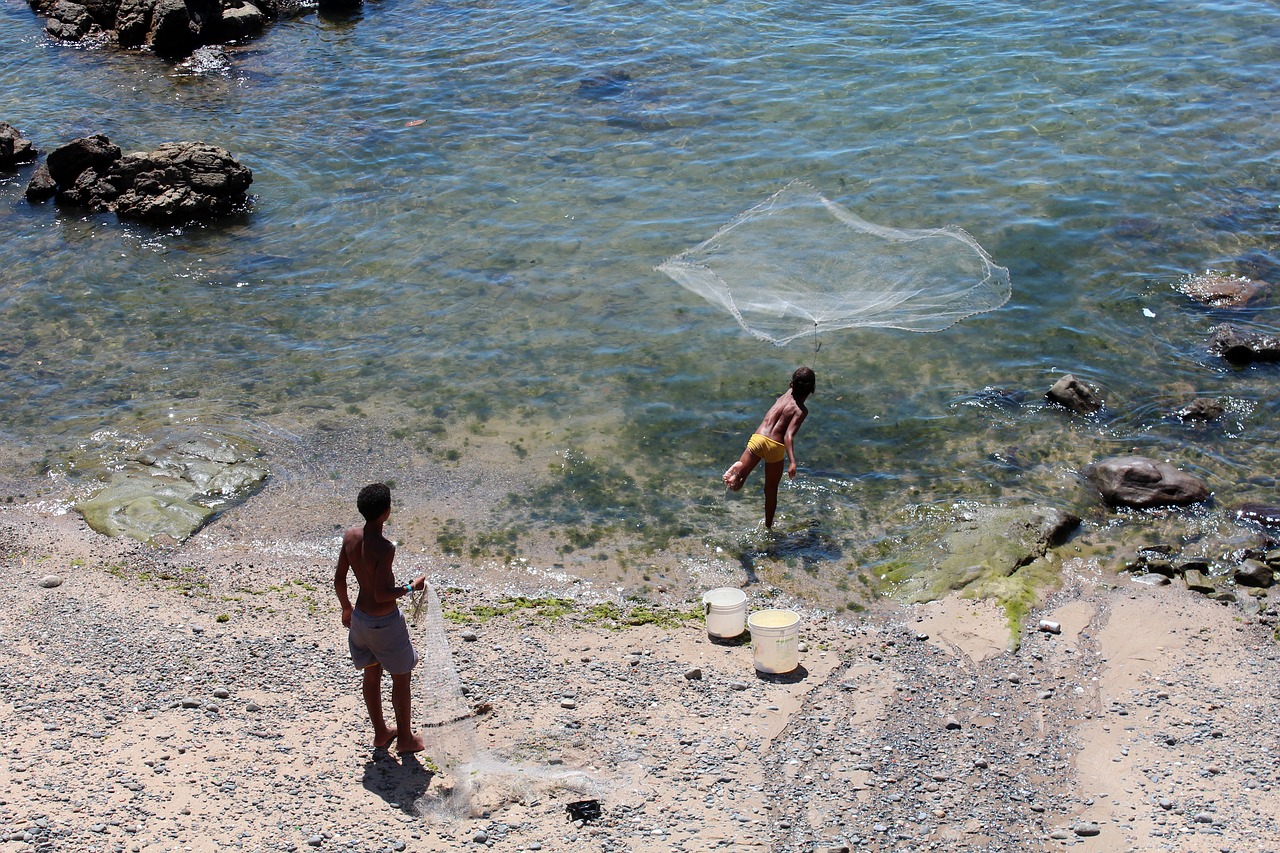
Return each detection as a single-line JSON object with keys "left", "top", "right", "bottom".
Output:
{"left": 723, "top": 366, "right": 816, "bottom": 529}
{"left": 334, "top": 482, "right": 428, "bottom": 754}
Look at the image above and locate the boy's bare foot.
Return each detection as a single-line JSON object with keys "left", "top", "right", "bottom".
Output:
{"left": 373, "top": 727, "right": 398, "bottom": 749}
{"left": 397, "top": 732, "right": 426, "bottom": 754}
{"left": 723, "top": 464, "right": 745, "bottom": 491}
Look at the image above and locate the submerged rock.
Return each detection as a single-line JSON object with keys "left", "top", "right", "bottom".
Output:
{"left": 1082, "top": 455, "right": 1210, "bottom": 509}
{"left": 73, "top": 430, "right": 268, "bottom": 544}
{"left": 1208, "top": 323, "right": 1280, "bottom": 364}
{"left": 1177, "top": 272, "right": 1265, "bottom": 308}
{"left": 1236, "top": 503, "right": 1280, "bottom": 528}
{"left": 1175, "top": 398, "right": 1224, "bottom": 422}
{"left": 1045, "top": 374, "right": 1103, "bottom": 415}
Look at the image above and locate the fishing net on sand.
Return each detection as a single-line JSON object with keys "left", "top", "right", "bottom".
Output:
{"left": 656, "top": 180, "right": 1011, "bottom": 346}
{"left": 408, "top": 585, "right": 475, "bottom": 769}
{"left": 408, "top": 585, "right": 607, "bottom": 822}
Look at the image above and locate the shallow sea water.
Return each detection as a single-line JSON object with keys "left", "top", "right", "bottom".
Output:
{"left": 4, "top": 0, "right": 1280, "bottom": 604}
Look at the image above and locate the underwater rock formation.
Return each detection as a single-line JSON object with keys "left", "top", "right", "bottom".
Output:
{"left": 73, "top": 430, "right": 269, "bottom": 544}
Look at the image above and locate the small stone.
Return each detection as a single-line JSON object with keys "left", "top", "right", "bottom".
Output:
{"left": 1073, "top": 822, "right": 1100, "bottom": 837}
{"left": 683, "top": 667, "right": 703, "bottom": 680}
{"left": 729, "top": 681, "right": 749, "bottom": 691}
{"left": 1192, "top": 812, "right": 1214, "bottom": 824}
{"left": 472, "top": 830, "right": 488, "bottom": 843}
{"left": 560, "top": 698, "right": 577, "bottom": 709}
{"left": 212, "top": 687, "right": 230, "bottom": 699}
{"left": 460, "top": 630, "right": 478, "bottom": 642}
{"left": 38, "top": 575, "right": 63, "bottom": 588}
{"left": 945, "top": 716, "right": 962, "bottom": 730}
{"left": 306, "top": 836, "right": 323, "bottom": 848}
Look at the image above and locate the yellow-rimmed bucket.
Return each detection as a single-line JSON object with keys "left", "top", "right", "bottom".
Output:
{"left": 748, "top": 609, "right": 800, "bottom": 673}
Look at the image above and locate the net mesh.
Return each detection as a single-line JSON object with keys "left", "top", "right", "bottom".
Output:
{"left": 656, "top": 180, "right": 1011, "bottom": 346}
{"left": 410, "top": 585, "right": 474, "bottom": 731}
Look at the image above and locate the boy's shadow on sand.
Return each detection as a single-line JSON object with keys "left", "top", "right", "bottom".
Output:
{"left": 361, "top": 751, "right": 435, "bottom": 813}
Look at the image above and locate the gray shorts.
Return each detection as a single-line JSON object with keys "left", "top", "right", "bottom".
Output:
{"left": 348, "top": 607, "right": 418, "bottom": 675}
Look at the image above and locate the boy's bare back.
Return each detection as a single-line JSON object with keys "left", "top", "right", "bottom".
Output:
{"left": 754, "top": 389, "right": 808, "bottom": 444}
{"left": 339, "top": 525, "right": 397, "bottom": 618}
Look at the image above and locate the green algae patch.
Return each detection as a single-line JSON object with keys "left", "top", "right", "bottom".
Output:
{"left": 444, "top": 596, "right": 576, "bottom": 624}
{"left": 444, "top": 596, "right": 700, "bottom": 631}
{"left": 866, "top": 503, "right": 1080, "bottom": 646}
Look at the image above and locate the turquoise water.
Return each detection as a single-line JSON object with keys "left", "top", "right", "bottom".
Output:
{"left": 4, "top": 0, "right": 1280, "bottom": 595}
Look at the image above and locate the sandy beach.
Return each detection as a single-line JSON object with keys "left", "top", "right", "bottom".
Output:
{"left": 2, "top": 501, "right": 1278, "bottom": 853}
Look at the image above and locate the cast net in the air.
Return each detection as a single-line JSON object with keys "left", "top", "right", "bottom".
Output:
{"left": 656, "top": 180, "right": 1011, "bottom": 346}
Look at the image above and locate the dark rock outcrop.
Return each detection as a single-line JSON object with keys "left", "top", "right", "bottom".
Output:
{"left": 1046, "top": 373, "right": 1103, "bottom": 415}
{"left": 30, "top": 0, "right": 284, "bottom": 56}
{"left": 0, "top": 123, "right": 38, "bottom": 168}
{"left": 30, "top": 135, "right": 252, "bottom": 223}
{"left": 147, "top": 0, "right": 221, "bottom": 56}
{"left": 24, "top": 164, "right": 57, "bottom": 201}
{"left": 1208, "top": 323, "right": 1280, "bottom": 364}
{"left": 45, "top": 133, "right": 121, "bottom": 185}
{"left": 1082, "top": 455, "right": 1211, "bottom": 509}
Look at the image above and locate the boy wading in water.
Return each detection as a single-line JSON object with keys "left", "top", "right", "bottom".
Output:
{"left": 723, "top": 366, "right": 816, "bottom": 529}
{"left": 334, "top": 483, "right": 428, "bottom": 753}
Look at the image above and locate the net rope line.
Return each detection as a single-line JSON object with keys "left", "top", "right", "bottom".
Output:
{"left": 656, "top": 180, "right": 1011, "bottom": 347}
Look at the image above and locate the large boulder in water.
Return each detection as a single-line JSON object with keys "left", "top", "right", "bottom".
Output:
{"left": 107, "top": 141, "right": 253, "bottom": 221}
{"left": 38, "top": 136, "right": 252, "bottom": 223}
{"left": 1082, "top": 455, "right": 1210, "bottom": 508}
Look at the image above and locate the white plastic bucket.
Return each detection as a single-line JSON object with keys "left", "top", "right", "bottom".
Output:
{"left": 748, "top": 609, "right": 801, "bottom": 673}
{"left": 702, "top": 588, "right": 747, "bottom": 638}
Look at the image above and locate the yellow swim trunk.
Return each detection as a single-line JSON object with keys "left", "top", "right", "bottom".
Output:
{"left": 747, "top": 433, "right": 786, "bottom": 464}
